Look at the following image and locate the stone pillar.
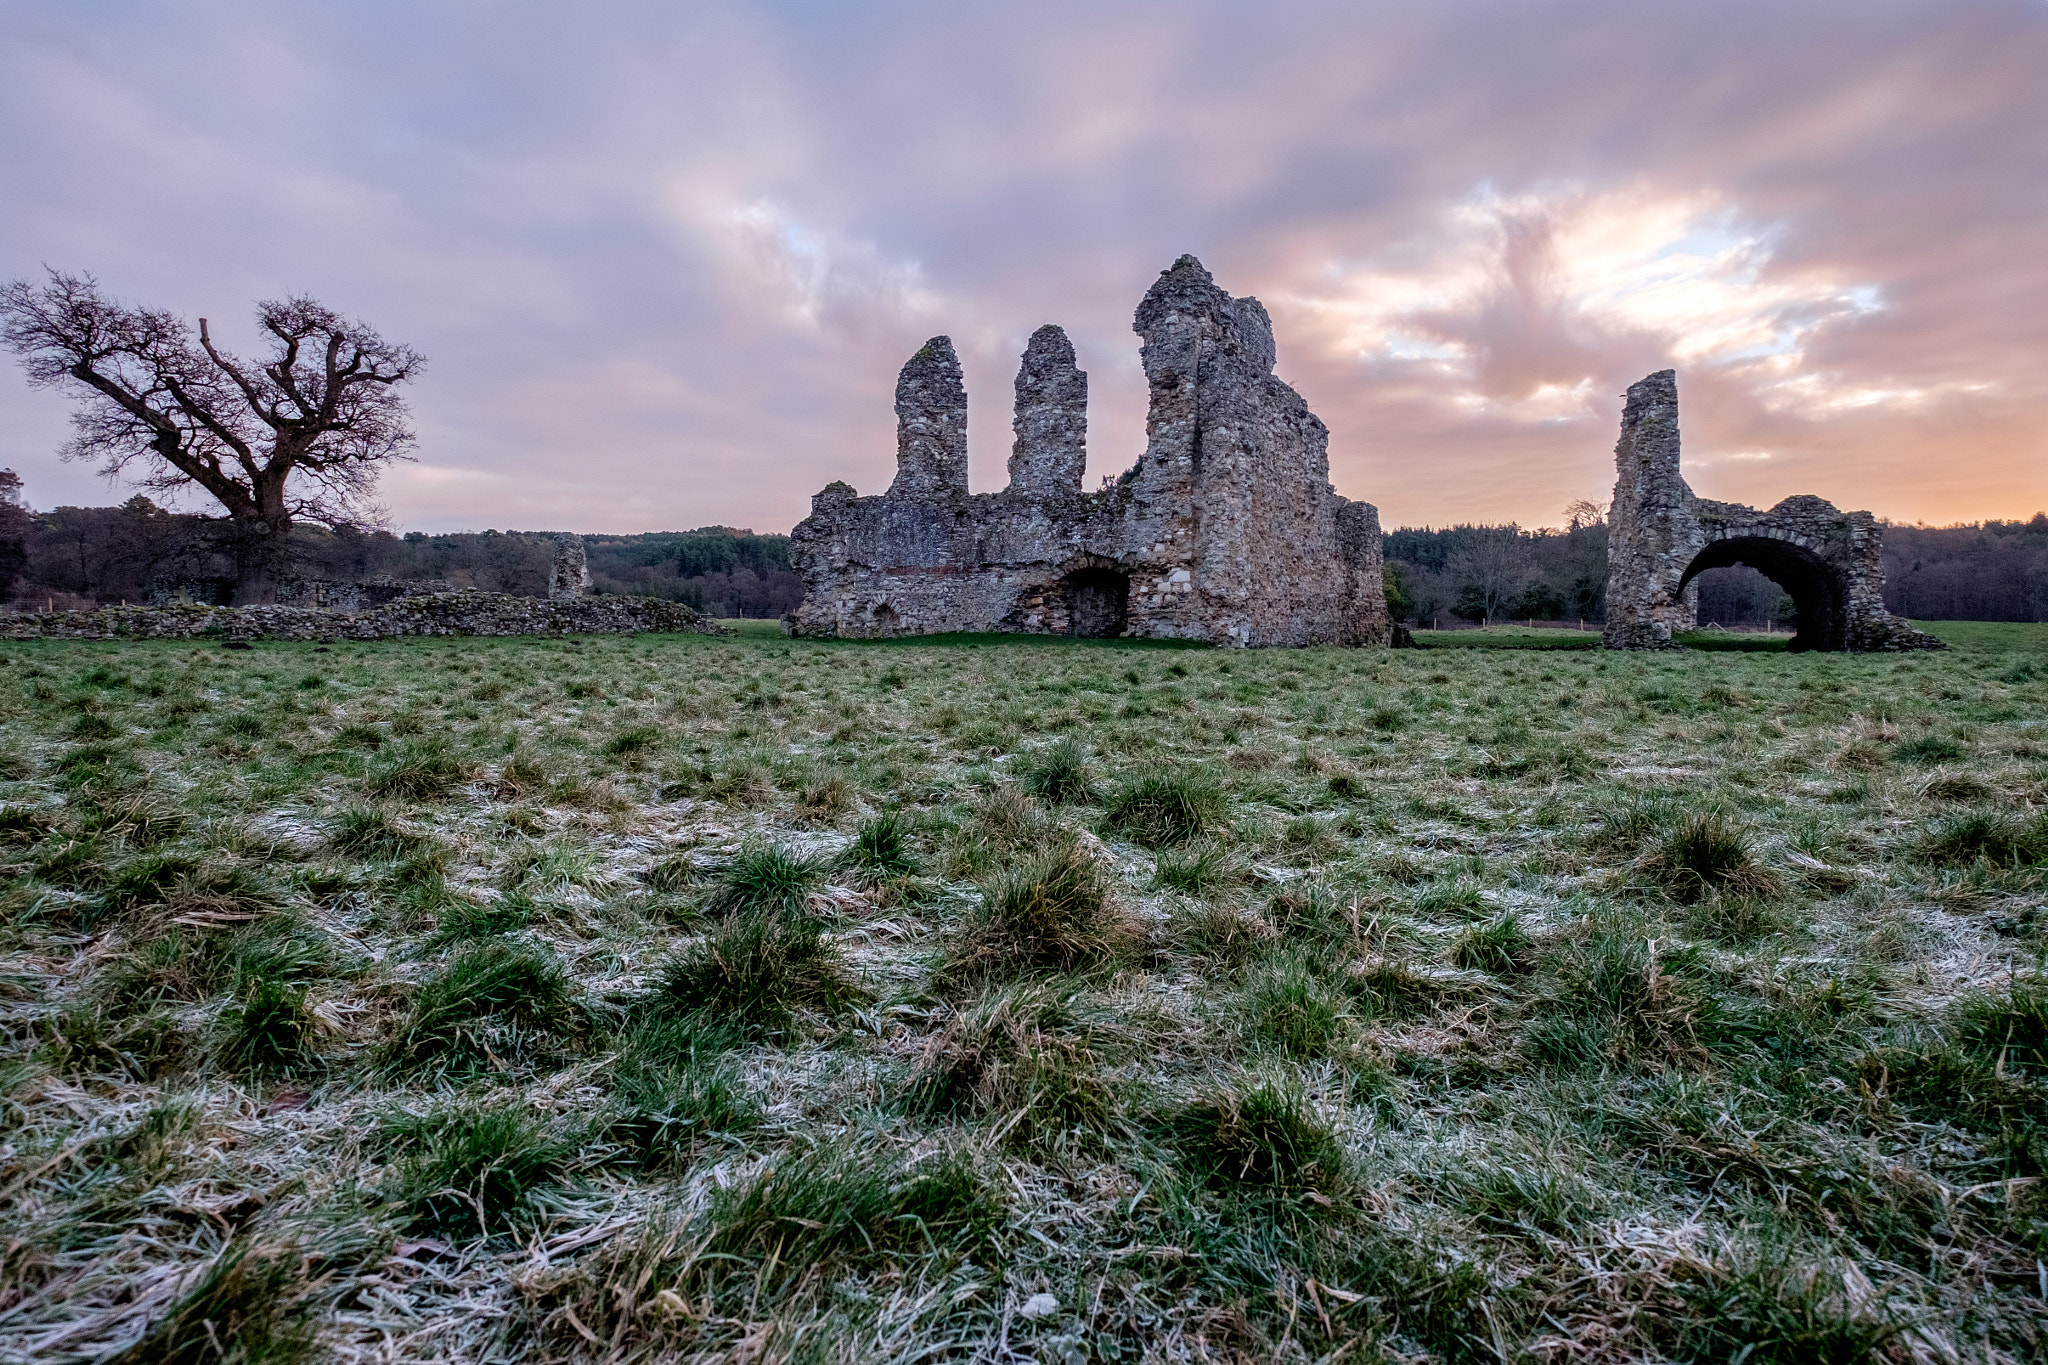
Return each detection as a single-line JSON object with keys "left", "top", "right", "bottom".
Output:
{"left": 1336, "top": 498, "right": 1392, "bottom": 646}
{"left": 1601, "top": 370, "right": 1698, "bottom": 649}
{"left": 1006, "top": 324, "right": 1088, "bottom": 499}
{"left": 885, "top": 336, "right": 969, "bottom": 502}
{"left": 549, "top": 533, "right": 590, "bottom": 600}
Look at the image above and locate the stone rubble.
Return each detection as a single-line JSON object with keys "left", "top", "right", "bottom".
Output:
{"left": 1, "top": 589, "right": 721, "bottom": 643}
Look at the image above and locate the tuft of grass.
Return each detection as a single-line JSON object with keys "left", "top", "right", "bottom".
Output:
{"left": 943, "top": 842, "right": 1139, "bottom": 985}
{"left": 1916, "top": 810, "right": 2048, "bottom": 867}
{"left": 602, "top": 724, "right": 661, "bottom": 759}
{"left": 1151, "top": 840, "right": 1243, "bottom": 895}
{"left": 383, "top": 940, "right": 582, "bottom": 1077}
{"left": 382, "top": 1104, "right": 578, "bottom": 1242}
{"left": 641, "top": 849, "right": 702, "bottom": 895}
{"left": 106, "top": 1237, "right": 320, "bottom": 1365}
{"left": 81, "top": 791, "right": 188, "bottom": 845}
{"left": 1239, "top": 947, "right": 1349, "bottom": 1058}
{"left": 705, "top": 759, "right": 774, "bottom": 806}
{"left": 843, "top": 810, "right": 920, "bottom": 879}
{"left": 1171, "top": 900, "right": 1276, "bottom": 965}
{"left": 365, "top": 739, "right": 467, "bottom": 799}
{"left": 1662, "top": 1238, "right": 1902, "bottom": 1365}
{"left": 1102, "top": 766, "right": 1228, "bottom": 847}
{"left": 1157, "top": 1075, "right": 1344, "bottom": 1192}
{"left": 1920, "top": 772, "right": 1994, "bottom": 803}
{"left": 1456, "top": 1162, "right": 1600, "bottom": 1238}
{"left": 1893, "top": 734, "right": 1965, "bottom": 764}
{"left": 1640, "top": 812, "right": 1783, "bottom": 901}
{"left": 1537, "top": 927, "right": 1717, "bottom": 1066}
{"left": 702, "top": 842, "right": 827, "bottom": 917}
{"left": 602, "top": 1016, "right": 758, "bottom": 1168}
{"left": 0, "top": 802, "right": 57, "bottom": 841}
{"left": 655, "top": 904, "right": 854, "bottom": 1038}
{"left": 1450, "top": 913, "right": 1534, "bottom": 973}
{"left": 904, "top": 980, "right": 1115, "bottom": 1150}
{"left": 794, "top": 773, "right": 855, "bottom": 824}
{"left": 698, "top": 1143, "right": 1002, "bottom": 1286}
{"left": 1953, "top": 976, "right": 2048, "bottom": 1077}
{"left": 95, "top": 852, "right": 203, "bottom": 919}
{"left": 1684, "top": 893, "right": 1793, "bottom": 945}
{"left": 432, "top": 892, "right": 534, "bottom": 941}
{"left": 1020, "top": 736, "right": 1097, "bottom": 804}
{"left": 332, "top": 722, "right": 385, "bottom": 750}
{"left": 329, "top": 806, "right": 422, "bottom": 860}
{"left": 217, "top": 978, "right": 322, "bottom": 1076}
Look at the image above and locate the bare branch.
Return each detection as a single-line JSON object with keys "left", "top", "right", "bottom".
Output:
{"left": 0, "top": 269, "right": 424, "bottom": 602}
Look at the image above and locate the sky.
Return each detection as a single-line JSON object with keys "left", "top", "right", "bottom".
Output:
{"left": 1, "top": 0, "right": 2044, "bottom": 535}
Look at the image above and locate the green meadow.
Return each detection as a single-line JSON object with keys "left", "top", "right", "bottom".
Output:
{"left": 0, "top": 621, "right": 2042, "bottom": 1362}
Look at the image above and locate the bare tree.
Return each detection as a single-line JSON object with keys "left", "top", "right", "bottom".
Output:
{"left": 1446, "top": 525, "right": 1536, "bottom": 624}
{"left": 0, "top": 270, "right": 424, "bottom": 603}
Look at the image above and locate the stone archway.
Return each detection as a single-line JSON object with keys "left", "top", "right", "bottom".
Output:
{"left": 1676, "top": 534, "right": 1846, "bottom": 652}
{"left": 870, "top": 603, "right": 899, "bottom": 637}
{"left": 1601, "top": 370, "right": 1941, "bottom": 653}
{"left": 1062, "top": 567, "right": 1129, "bottom": 638}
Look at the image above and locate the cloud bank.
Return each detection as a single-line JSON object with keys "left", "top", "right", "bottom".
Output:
{"left": 1, "top": 0, "right": 2042, "bottom": 533}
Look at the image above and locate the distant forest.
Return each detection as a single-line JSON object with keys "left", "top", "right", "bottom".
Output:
{"left": 2, "top": 474, "right": 2043, "bottom": 625}
{"left": 0, "top": 482, "right": 801, "bottom": 619}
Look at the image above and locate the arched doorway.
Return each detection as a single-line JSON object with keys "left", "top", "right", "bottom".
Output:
{"left": 1062, "top": 567, "right": 1128, "bottom": 638}
{"left": 1677, "top": 536, "right": 1848, "bottom": 651}
{"left": 870, "top": 603, "right": 899, "bottom": 637}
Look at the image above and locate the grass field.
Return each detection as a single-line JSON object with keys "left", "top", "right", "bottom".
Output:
{"left": 1, "top": 623, "right": 2044, "bottom": 1362}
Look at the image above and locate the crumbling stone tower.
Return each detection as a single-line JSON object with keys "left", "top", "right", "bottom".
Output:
{"left": 1602, "top": 370, "right": 1941, "bottom": 652}
{"left": 786, "top": 256, "right": 1388, "bottom": 647}
{"left": 549, "top": 534, "right": 590, "bottom": 601}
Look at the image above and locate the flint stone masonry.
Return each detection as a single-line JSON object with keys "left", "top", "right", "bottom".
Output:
{"left": 549, "top": 534, "right": 592, "bottom": 600}
{"left": 146, "top": 576, "right": 457, "bottom": 609}
{"left": 788, "top": 255, "right": 1390, "bottom": 648}
{"left": 1, "top": 590, "right": 721, "bottom": 643}
{"left": 887, "top": 337, "right": 971, "bottom": 503}
{"left": 1009, "top": 324, "right": 1088, "bottom": 500}
{"left": 1602, "top": 370, "right": 1942, "bottom": 653}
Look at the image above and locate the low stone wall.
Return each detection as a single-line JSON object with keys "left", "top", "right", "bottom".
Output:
{"left": 0, "top": 590, "right": 723, "bottom": 642}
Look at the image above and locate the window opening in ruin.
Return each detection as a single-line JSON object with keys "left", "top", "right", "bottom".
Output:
{"left": 1063, "top": 568, "right": 1128, "bottom": 638}
{"left": 1677, "top": 536, "right": 1847, "bottom": 651}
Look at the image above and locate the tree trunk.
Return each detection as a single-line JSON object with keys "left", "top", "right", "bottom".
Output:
{"left": 228, "top": 511, "right": 293, "bottom": 606}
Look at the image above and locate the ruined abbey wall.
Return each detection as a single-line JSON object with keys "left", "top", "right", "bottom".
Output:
{"left": 1603, "top": 370, "right": 1942, "bottom": 653}
{"left": 787, "top": 256, "right": 1389, "bottom": 647}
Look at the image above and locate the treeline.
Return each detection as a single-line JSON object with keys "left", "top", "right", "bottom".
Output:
{"left": 0, "top": 482, "right": 800, "bottom": 619}
{"left": 1384, "top": 512, "right": 2048, "bottom": 627}
{"left": 6, "top": 476, "right": 2043, "bottom": 626}
{"left": 1384, "top": 521, "right": 1614, "bottom": 627}
{"left": 1882, "top": 517, "right": 2048, "bottom": 622}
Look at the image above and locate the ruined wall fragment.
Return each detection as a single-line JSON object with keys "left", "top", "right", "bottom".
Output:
{"left": 1007, "top": 325, "right": 1088, "bottom": 499}
{"left": 549, "top": 533, "right": 590, "bottom": 601}
{"left": 787, "top": 257, "right": 1388, "bottom": 648}
{"left": 1602, "top": 370, "right": 1941, "bottom": 653}
{"left": 886, "top": 336, "right": 969, "bottom": 503}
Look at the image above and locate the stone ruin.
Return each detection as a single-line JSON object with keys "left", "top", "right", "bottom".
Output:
{"left": 1602, "top": 370, "right": 1942, "bottom": 652}
{"left": 146, "top": 575, "right": 457, "bottom": 609}
{"left": 787, "top": 255, "right": 1390, "bottom": 647}
{"left": 549, "top": 533, "right": 591, "bottom": 600}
